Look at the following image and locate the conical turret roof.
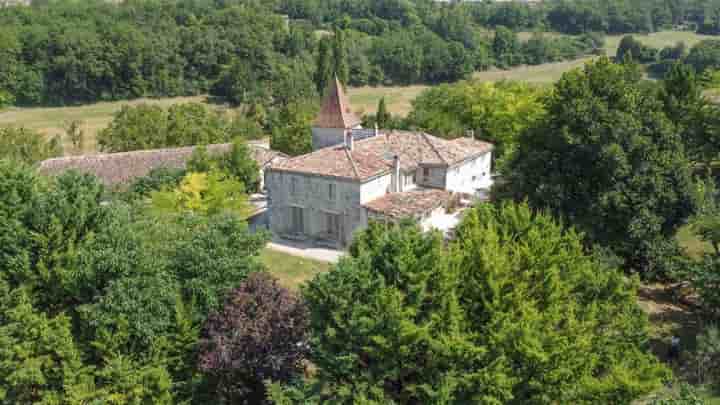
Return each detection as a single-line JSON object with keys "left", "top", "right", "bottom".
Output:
{"left": 313, "top": 77, "right": 362, "bottom": 129}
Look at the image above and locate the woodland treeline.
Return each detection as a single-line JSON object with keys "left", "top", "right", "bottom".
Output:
{"left": 2, "top": 0, "right": 720, "bottom": 108}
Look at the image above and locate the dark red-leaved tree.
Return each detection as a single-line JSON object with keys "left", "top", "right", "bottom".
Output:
{"left": 198, "top": 272, "right": 309, "bottom": 404}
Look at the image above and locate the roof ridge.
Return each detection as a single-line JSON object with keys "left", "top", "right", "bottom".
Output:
{"left": 420, "top": 132, "right": 449, "bottom": 165}
{"left": 344, "top": 146, "right": 361, "bottom": 179}
{"left": 39, "top": 143, "right": 234, "bottom": 165}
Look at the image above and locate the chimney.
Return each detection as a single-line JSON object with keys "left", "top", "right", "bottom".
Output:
{"left": 345, "top": 130, "right": 354, "bottom": 151}
{"left": 393, "top": 155, "right": 401, "bottom": 193}
{"left": 467, "top": 129, "right": 475, "bottom": 140}
{"left": 374, "top": 122, "right": 379, "bottom": 137}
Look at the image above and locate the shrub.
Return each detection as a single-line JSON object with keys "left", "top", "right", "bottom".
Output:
{"left": 198, "top": 273, "right": 309, "bottom": 403}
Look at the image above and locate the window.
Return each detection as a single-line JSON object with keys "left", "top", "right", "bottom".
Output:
{"left": 328, "top": 183, "right": 336, "bottom": 201}
{"left": 423, "top": 168, "right": 430, "bottom": 178}
{"left": 291, "top": 207, "right": 304, "bottom": 234}
{"left": 291, "top": 178, "right": 298, "bottom": 195}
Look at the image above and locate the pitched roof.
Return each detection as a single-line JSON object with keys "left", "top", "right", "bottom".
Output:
{"left": 269, "top": 131, "right": 493, "bottom": 182}
{"left": 364, "top": 188, "right": 452, "bottom": 219}
{"left": 313, "top": 77, "right": 362, "bottom": 129}
{"left": 38, "top": 144, "right": 287, "bottom": 187}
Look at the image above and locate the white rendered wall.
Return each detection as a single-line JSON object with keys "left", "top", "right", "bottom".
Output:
{"left": 360, "top": 174, "right": 392, "bottom": 204}
{"left": 445, "top": 152, "right": 493, "bottom": 194}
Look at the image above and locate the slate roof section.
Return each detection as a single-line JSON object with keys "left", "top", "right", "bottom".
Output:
{"left": 269, "top": 131, "right": 493, "bottom": 181}
{"left": 38, "top": 144, "right": 287, "bottom": 187}
{"left": 364, "top": 188, "right": 452, "bottom": 219}
{"left": 313, "top": 77, "right": 362, "bottom": 129}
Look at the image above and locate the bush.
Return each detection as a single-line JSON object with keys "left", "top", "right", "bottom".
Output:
{"left": 694, "top": 326, "right": 720, "bottom": 387}
{"left": 127, "top": 167, "right": 186, "bottom": 199}
{"left": 198, "top": 273, "right": 309, "bottom": 403}
{"left": 0, "top": 126, "right": 62, "bottom": 164}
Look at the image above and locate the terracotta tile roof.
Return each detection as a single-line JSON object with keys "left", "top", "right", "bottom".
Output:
{"left": 38, "top": 144, "right": 287, "bottom": 187}
{"left": 313, "top": 77, "right": 362, "bottom": 129}
{"left": 364, "top": 188, "right": 452, "bottom": 219}
{"left": 269, "top": 131, "right": 493, "bottom": 181}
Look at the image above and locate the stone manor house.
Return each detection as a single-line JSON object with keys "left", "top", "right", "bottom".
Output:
{"left": 265, "top": 78, "right": 494, "bottom": 247}
{"left": 38, "top": 79, "right": 493, "bottom": 248}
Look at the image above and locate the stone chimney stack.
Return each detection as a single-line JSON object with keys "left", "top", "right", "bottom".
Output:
{"left": 393, "top": 155, "right": 401, "bottom": 193}
{"left": 346, "top": 130, "right": 354, "bottom": 151}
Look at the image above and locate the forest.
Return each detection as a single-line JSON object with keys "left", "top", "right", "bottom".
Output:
{"left": 2, "top": 0, "right": 720, "bottom": 109}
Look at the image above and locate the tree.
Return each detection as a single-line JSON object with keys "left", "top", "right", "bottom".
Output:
{"left": 0, "top": 285, "right": 89, "bottom": 404}
{"left": 151, "top": 170, "right": 252, "bottom": 218}
{"left": 492, "top": 26, "right": 519, "bottom": 67}
{"left": 315, "top": 37, "right": 334, "bottom": 94}
{"left": 501, "top": 58, "right": 695, "bottom": 276}
{"left": 97, "top": 103, "right": 235, "bottom": 153}
{"left": 0, "top": 126, "right": 62, "bottom": 164}
{"left": 198, "top": 272, "right": 309, "bottom": 403}
{"left": 408, "top": 80, "right": 546, "bottom": 166}
{"left": 332, "top": 27, "right": 350, "bottom": 87}
{"left": 686, "top": 40, "right": 720, "bottom": 74}
{"left": 616, "top": 35, "right": 657, "bottom": 63}
{"left": 301, "top": 202, "right": 667, "bottom": 403}
{"left": 0, "top": 91, "right": 12, "bottom": 108}
{"left": 187, "top": 140, "right": 262, "bottom": 193}
{"left": 375, "top": 97, "right": 390, "bottom": 129}
{"left": 270, "top": 102, "right": 314, "bottom": 156}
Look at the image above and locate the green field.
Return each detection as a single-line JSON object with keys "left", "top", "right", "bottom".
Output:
{"left": 261, "top": 248, "right": 331, "bottom": 290}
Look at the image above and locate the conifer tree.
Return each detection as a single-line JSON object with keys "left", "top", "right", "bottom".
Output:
{"left": 301, "top": 202, "right": 668, "bottom": 403}
{"left": 332, "top": 27, "right": 349, "bottom": 87}
{"left": 314, "top": 37, "right": 334, "bottom": 94}
{"left": 376, "top": 97, "right": 390, "bottom": 129}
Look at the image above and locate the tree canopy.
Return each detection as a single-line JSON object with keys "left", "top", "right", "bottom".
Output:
{"left": 298, "top": 202, "right": 667, "bottom": 403}
{"left": 501, "top": 58, "right": 695, "bottom": 277}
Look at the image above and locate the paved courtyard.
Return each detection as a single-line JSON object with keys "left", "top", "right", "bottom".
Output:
{"left": 266, "top": 237, "right": 344, "bottom": 263}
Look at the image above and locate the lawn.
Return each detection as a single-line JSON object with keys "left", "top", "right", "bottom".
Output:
{"left": 260, "top": 248, "right": 331, "bottom": 290}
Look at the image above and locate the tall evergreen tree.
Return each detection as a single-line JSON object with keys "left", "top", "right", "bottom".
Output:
{"left": 315, "top": 37, "right": 334, "bottom": 94}
{"left": 376, "top": 97, "right": 390, "bottom": 129}
{"left": 332, "top": 27, "right": 350, "bottom": 87}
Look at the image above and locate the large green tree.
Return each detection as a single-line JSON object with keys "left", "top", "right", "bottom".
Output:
{"left": 408, "top": 80, "right": 546, "bottom": 166}
{"left": 97, "top": 103, "right": 236, "bottom": 153}
{"left": 501, "top": 58, "right": 695, "bottom": 276}
{"left": 300, "top": 202, "right": 667, "bottom": 403}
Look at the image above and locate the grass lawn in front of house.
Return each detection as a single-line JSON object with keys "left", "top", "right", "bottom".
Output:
{"left": 261, "top": 248, "right": 332, "bottom": 290}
